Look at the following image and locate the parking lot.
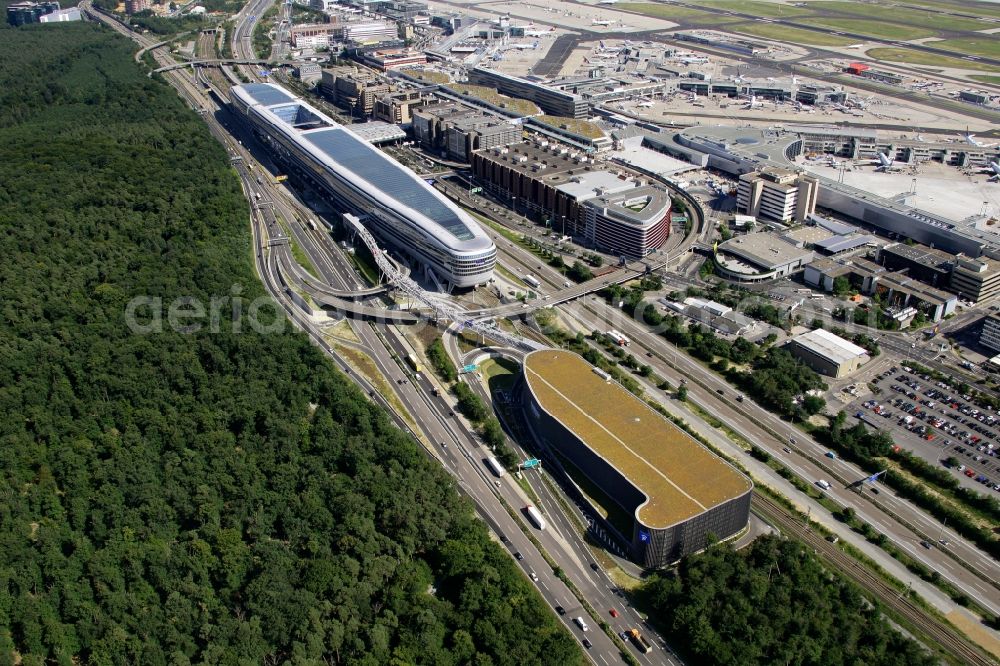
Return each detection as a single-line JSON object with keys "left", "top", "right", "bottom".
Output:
{"left": 847, "top": 365, "right": 1000, "bottom": 495}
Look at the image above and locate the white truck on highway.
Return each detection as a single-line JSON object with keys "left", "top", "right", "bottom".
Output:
{"left": 525, "top": 505, "right": 546, "bottom": 530}
{"left": 485, "top": 456, "right": 505, "bottom": 478}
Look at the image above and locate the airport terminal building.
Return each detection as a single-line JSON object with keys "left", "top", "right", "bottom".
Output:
{"left": 520, "top": 350, "right": 752, "bottom": 567}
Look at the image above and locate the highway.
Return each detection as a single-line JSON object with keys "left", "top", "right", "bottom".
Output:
{"left": 82, "top": 5, "right": 660, "bottom": 660}
{"left": 465, "top": 204, "right": 1000, "bottom": 618}
{"left": 79, "top": 3, "right": 1000, "bottom": 657}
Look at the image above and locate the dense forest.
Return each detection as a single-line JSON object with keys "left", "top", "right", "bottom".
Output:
{"left": 639, "top": 536, "right": 938, "bottom": 666}
{"left": 0, "top": 24, "right": 580, "bottom": 665}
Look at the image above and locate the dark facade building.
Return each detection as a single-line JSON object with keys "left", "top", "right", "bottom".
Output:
{"left": 520, "top": 350, "right": 752, "bottom": 567}
{"left": 877, "top": 243, "right": 956, "bottom": 288}
{"left": 7, "top": 0, "right": 59, "bottom": 25}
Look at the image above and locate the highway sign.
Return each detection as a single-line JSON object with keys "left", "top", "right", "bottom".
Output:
{"left": 522, "top": 458, "right": 541, "bottom": 469}
{"left": 462, "top": 363, "right": 478, "bottom": 373}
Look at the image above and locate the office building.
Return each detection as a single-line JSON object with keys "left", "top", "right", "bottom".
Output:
{"left": 950, "top": 256, "right": 1000, "bottom": 303}
{"left": 787, "top": 328, "right": 868, "bottom": 378}
{"left": 471, "top": 141, "right": 671, "bottom": 256}
{"left": 231, "top": 83, "right": 495, "bottom": 288}
{"left": 291, "top": 23, "right": 340, "bottom": 48}
{"left": 468, "top": 66, "right": 589, "bottom": 119}
{"left": 356, "top": 48, "right": 427, "bottom": 71}
{"left": 413, "top": 102, "right": 520, "bottom": 161}
{"left": 573, "top": 177, "right": 671, "bottom": 258}
{"left": 521, "top": 350, "right": 752, "bottom": 567}
{"left": 373, "top": 90, "right": 432, "bottom": 124}
{"left": 736, "top": 168, "right": 818, "bottom": 223}
{"left": 877, "top": 243, "right": 955, "bottom": 288}
{"left": 320, "top": 68, "right": 391, "bottom": 116}
{"left": 980, "top": 315, "right": 1000, "bottom": 353}
{"left": 7, "top": 0, "right": 59, "bottom": 24}
{"left": 124, "top": 0, "right": 148, "bottom": 15}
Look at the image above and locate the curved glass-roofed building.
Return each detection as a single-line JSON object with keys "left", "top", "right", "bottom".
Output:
{"left": 231, "top": 83, "right": 496, "bottom": 288}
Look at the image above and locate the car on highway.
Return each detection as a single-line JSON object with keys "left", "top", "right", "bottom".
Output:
{"left": 529, "top": 572, "right": 538, "bottom": 581}
{"left": 514, "top": 551, "right": 523, "bottom": 560}
{"left": 609, "top": 608, "right": 619, "bottom": 618}
{"left": 582, "top": 638, "right": 593, "bottom": 649}
{"left": 555, "top": 605, "right": 566, "bottom": 615}
{"left": 574, "top": 617, "right": 589, "bottom": 632}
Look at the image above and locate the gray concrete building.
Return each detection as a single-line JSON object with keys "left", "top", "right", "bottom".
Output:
{"left": 468, "top": 66, "right": 589, "bottom": 118}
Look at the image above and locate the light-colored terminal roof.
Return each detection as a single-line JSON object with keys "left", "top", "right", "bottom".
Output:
{"left": 523, "top": 350, "right": 751, "bottom": 528}
{"left": 231, "top": 83, "right": 494, "bottom": 254}
{"left": 720, "top": 232, "right": 814, "bottom": 270}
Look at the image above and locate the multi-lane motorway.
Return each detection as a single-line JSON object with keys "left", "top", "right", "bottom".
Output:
{"left": 476, "top": 215, "right": 1000, "bottom": 615}
{"left": 79, "top": 3, "right": 999, "bottom": 659}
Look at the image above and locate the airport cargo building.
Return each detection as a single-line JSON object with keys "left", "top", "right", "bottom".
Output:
{"left": 520, "top": 350, "right": 752, "bottom": 567}
{"left": 787, "top": 328, "right": 868, "bottom": 378}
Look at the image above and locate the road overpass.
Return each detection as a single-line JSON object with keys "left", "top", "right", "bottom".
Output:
{"left": 154, "top": 58, "right": 278, "bottom": 73}
{"left": 274, "top": 245, "right": 421, "bottom": 324}
{"left": 467, "top": 261, "right": 664, "bottom": 320}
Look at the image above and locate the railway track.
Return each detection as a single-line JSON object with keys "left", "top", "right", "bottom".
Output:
{"left": 752, "top": 494, "right": 997, "bottom": 666}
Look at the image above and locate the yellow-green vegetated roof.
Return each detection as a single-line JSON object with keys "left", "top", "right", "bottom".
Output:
{"left": 523, "top": 350, "right": 752, "bottom": 528}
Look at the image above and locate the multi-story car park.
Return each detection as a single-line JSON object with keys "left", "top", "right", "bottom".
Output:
{"left": 231, "top": 83, "right": 496, "bottom": 288}
{"left": 519, "top": 350, "right": 753, "bottom": 567}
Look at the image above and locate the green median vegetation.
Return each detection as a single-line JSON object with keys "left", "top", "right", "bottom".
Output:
{"left": 0, "top": 23, "right": 581, "bottom": 664}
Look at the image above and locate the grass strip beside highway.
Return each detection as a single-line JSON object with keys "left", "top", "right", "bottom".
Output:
{"left": 497, "top": 497, "right": 641, "bottom": 666}
{"left": 970, "top": 75, "right": 1000, "bottom": 85}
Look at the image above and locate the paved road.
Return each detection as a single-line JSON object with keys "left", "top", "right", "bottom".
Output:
{"left": 476, "top": 206, "right": 1000, "bottom": 616}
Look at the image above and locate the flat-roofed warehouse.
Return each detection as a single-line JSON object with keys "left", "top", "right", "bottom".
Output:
{"left": 520, "top": 350, "right": 752, "bottom": 567}
{"left": 787, "top": 328, "right": 868, "bottom": 378}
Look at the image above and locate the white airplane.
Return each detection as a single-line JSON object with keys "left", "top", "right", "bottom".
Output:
{"left": 598, "top": 0, "right": 619, "bottom": 4}
{"left": 979, "top": 161, "right": 1000, "bottom": 181}
{"left": 965, "top": 132, "right": 998, "bottom": 148}
{"left": 873, "top": 152, "right": 900, "bottom": 172}
{"left": 592, "top": 18, "right": 615, "bottom": 25}
{"left": 743, "top": 94, "right": 762, "bottom": 109}
{"left": 846, "top": 44, "right": 865, "bottom": 49}
{"left": 636, "top": 98, "right": 655, "bottom": 108}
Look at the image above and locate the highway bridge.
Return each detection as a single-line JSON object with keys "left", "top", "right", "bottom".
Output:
{"left": 274, "top": 248, "right": 420, "bottom": 324}
{"left": 466, "top": 260, "right": 664, "bottom": 320}
{"left": 154, "top": 58, "right": 279, "bottom": 73}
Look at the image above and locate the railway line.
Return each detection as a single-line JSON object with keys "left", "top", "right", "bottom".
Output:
{"left": 751, "top": 494, "right": 997, "bottom": 666}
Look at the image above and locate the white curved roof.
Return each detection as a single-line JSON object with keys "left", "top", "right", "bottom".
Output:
{"left": 232, "top": 83, "right": 494, "bottom": 256}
